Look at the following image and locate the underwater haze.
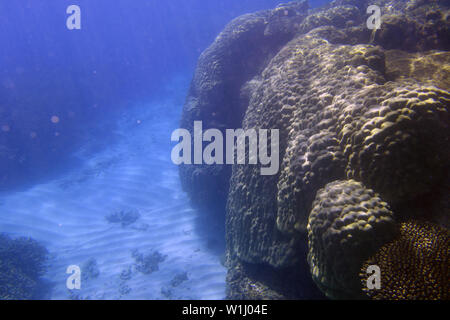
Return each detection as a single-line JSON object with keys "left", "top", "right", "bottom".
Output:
{"left": 0, "top": 0, "right": 301, "bottom": 191}
{"left": 1, "top": 0, "right": 449, "bottom": 301}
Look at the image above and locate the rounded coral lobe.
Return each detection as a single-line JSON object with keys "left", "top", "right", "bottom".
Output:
{"left": 307, "top": 179, "right": 398, "bottom": 299}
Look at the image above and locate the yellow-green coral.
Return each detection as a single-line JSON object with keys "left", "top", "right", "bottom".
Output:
{"left": 179, "top": 0, "right": 450, "bottom": 300}
{"left": 360, "top": 220, "right": 449, "bottom": 300}
{"left": 307, "top": 180, "right": 398, "bottom": 299}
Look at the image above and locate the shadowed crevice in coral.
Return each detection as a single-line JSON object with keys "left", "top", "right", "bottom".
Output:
{"left": 226, "top": 257, "right": 325, "bottom": 300}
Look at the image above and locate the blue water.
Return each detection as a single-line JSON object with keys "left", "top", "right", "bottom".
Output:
{"left": 0, "top": 1, "right": 331, "bottom": 300}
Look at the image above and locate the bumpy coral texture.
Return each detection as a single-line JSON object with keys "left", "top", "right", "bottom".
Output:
{"left": 180, "top": 0, "right": 450, "bottom": 299}
{"left": 360, "top": 220, "right": 449, "bottom": 300}
{"left": 307, "top": 180, "right": 398, "bottom": 299}
{"left": 227, "top": 33, "right": 449, "bottom": 269}
{"left": 179, "top": 1, "right": 308, "bottom": 216}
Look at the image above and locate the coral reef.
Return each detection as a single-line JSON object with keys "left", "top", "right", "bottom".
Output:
{"left": 180, "top": 0, "right": 450, "bottom": 299}
{"left": 118, "top": 282, "right": 131, "bottom": 297}
{"left": 179, "top": 0, "right": 309, "bottom": 218}
{"left": 119, "top": 266, "right": 133, "bottom": 281}
{"left": 81, "top": 258, "right": 100, "bottom": 281}
{"left": 360, "top": 220, "right": 449, "bottom": 300}
{"left": 171, "top": 271, "right": 189, "bottom": 287}
{"left": 105, "top": 209, "right": 140, "bottom": 227}
{"left": 0, "top": 234, "right": 48, "bottom": 300}
{"left": 132, "top": 249, "right": 167, "bottom": 275}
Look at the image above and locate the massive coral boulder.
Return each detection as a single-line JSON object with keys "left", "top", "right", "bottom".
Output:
{"left": 179, "top": 1, "right": 309, "bottom": 217}
{"left": 179, "top": 0, "right": 449, "bottom": 299}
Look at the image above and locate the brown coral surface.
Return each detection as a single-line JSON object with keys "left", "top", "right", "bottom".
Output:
{"left": 179, "top": 0, "right": 449, "bottom": 299}
{"left": 360, "top": 220, "right": 449, "bottom": 300}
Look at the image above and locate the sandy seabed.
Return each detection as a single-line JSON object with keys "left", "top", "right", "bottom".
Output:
{"left": 0, "top": 92, "right": 226, "bottom": 300}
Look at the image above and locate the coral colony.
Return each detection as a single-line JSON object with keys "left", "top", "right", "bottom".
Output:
{"left": 179, "top": 0, "right": 450, "bottom": 300}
